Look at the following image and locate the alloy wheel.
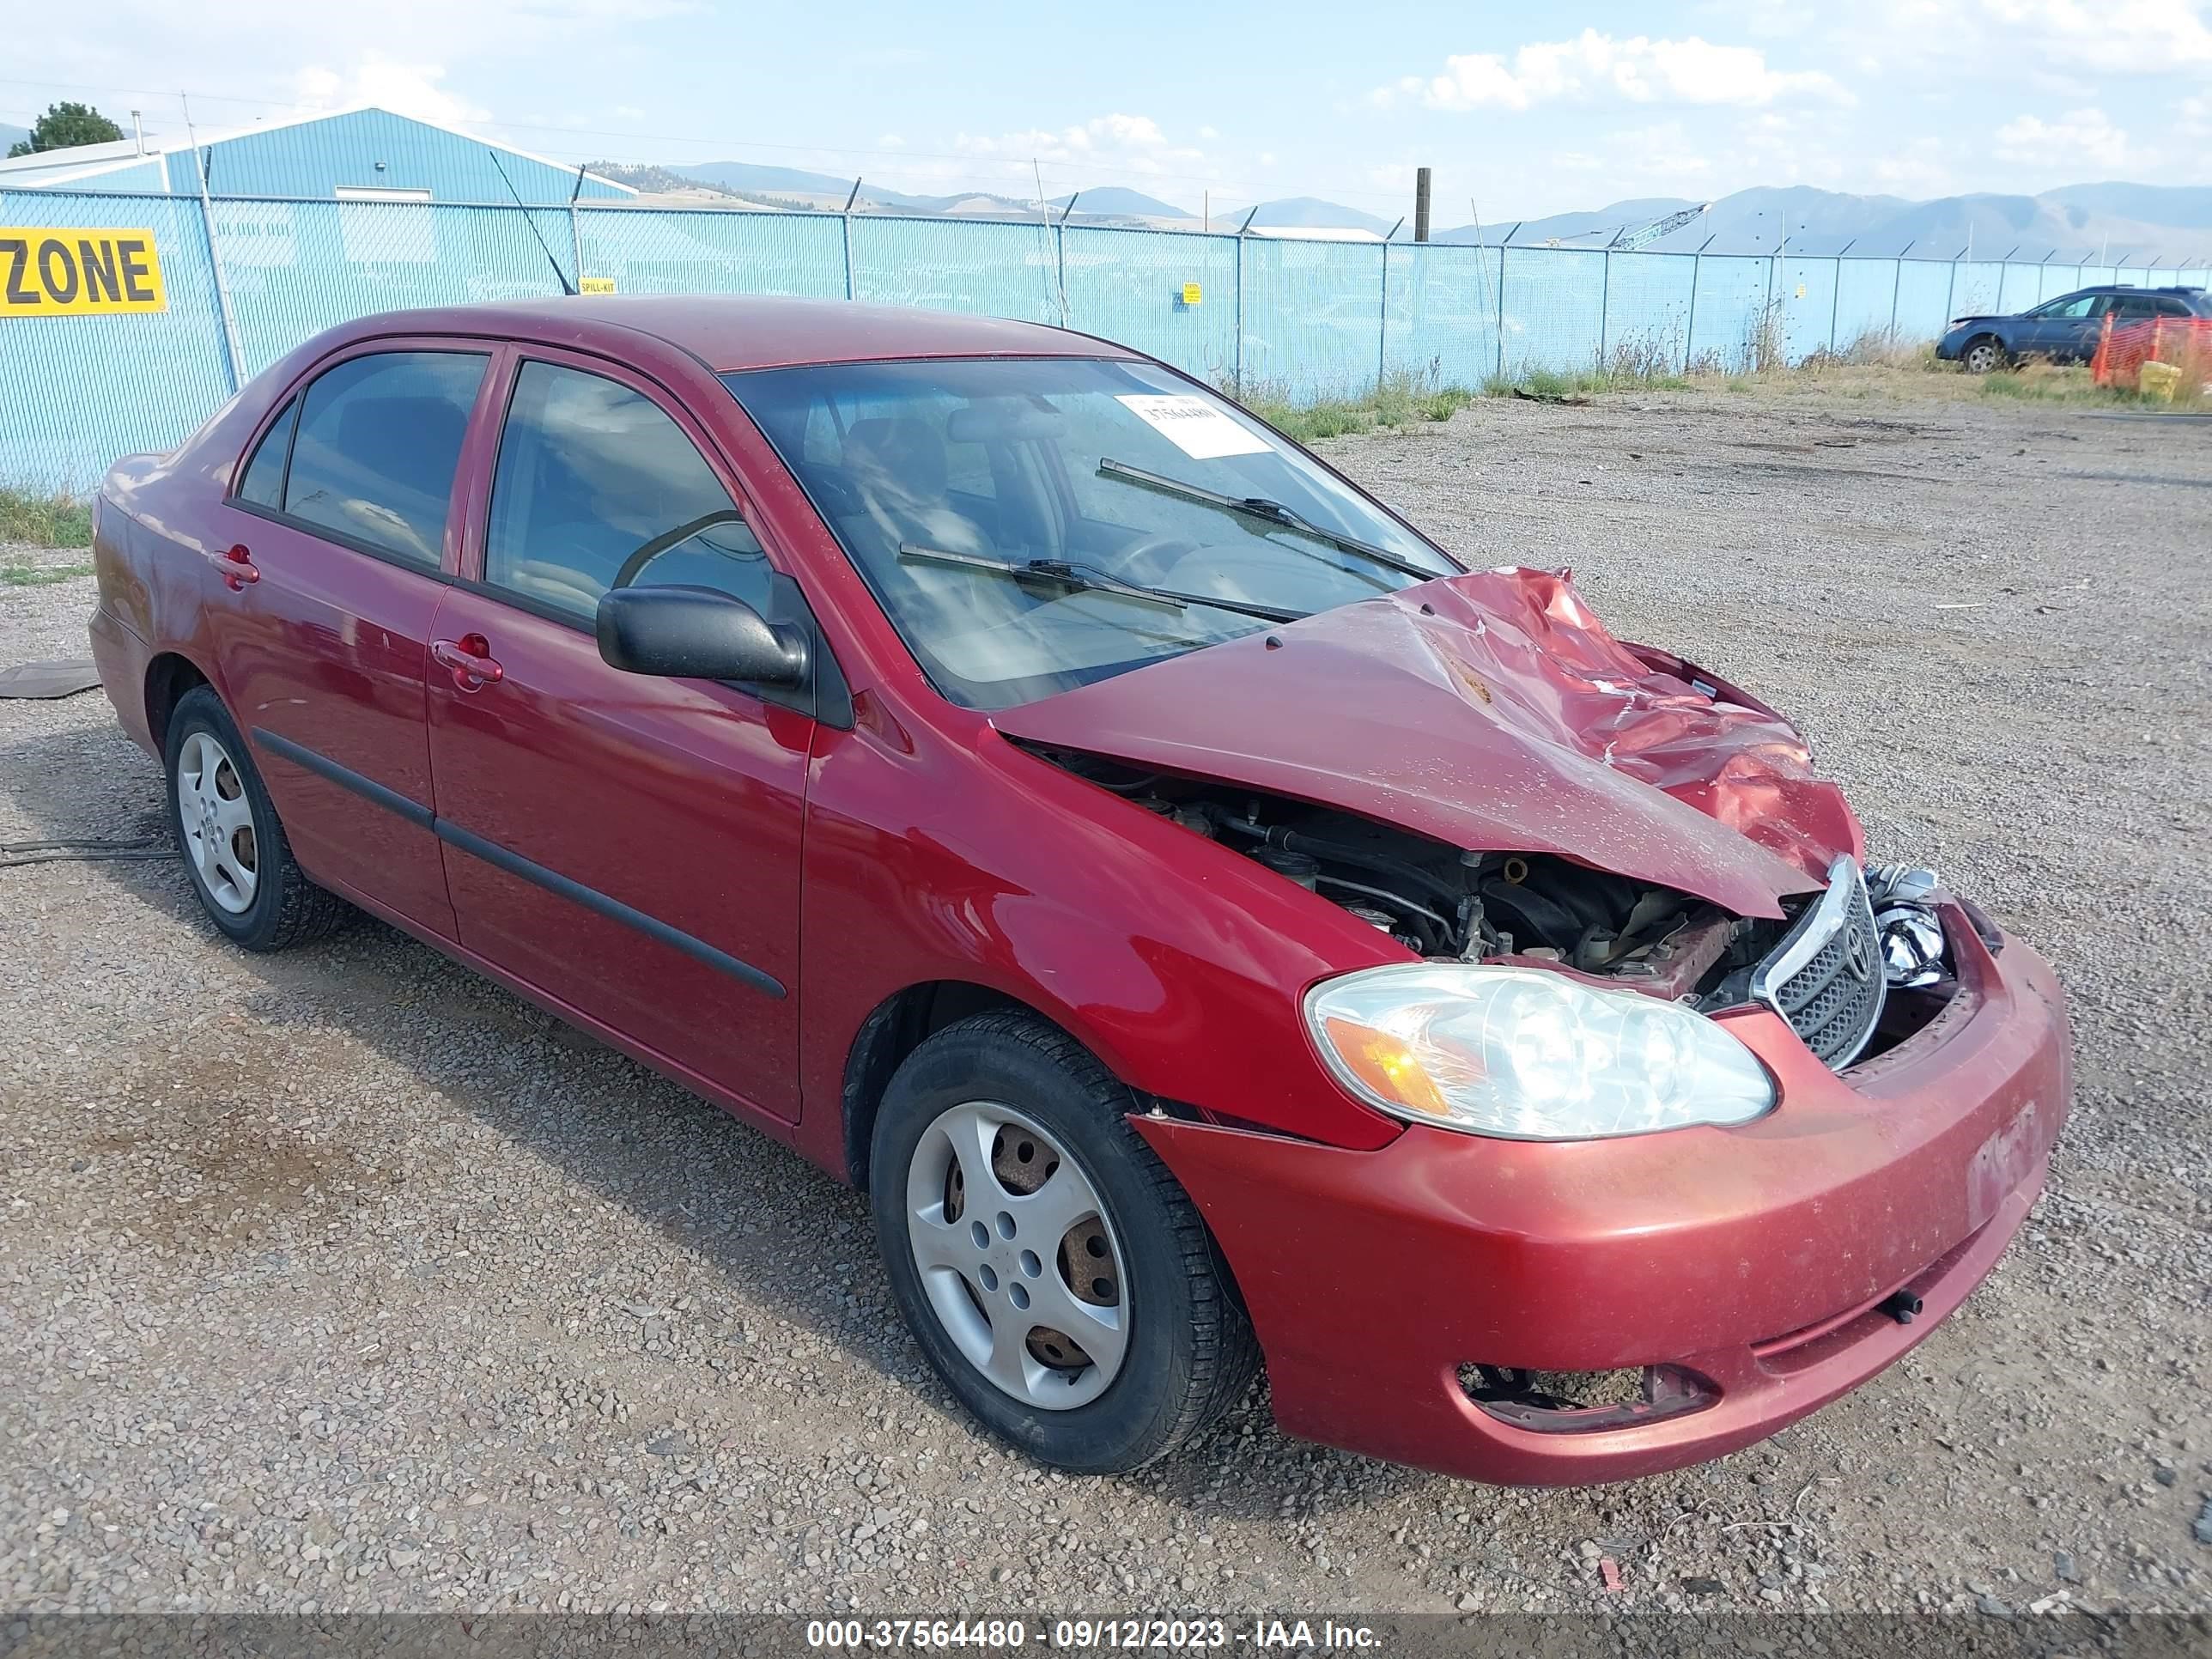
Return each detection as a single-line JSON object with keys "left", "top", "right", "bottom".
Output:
{"left": 903, "top": 1101, "right": 1129, "bottom": 1409}
{"left": 176, "top": 729, "right": 259, "bottom": 915}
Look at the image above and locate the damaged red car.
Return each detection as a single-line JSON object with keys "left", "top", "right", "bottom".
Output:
{"left": 88, "top": 297, "right": 2071, "bottom": 1486}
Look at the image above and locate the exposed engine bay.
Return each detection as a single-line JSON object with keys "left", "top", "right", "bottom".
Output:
{"left": 1038, "top": 748, "right": 1963, "bottom": 1071}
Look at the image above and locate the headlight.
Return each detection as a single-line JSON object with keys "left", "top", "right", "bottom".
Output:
{"left": 1304, "top": 964, "right": 1774, "bottom": 1140}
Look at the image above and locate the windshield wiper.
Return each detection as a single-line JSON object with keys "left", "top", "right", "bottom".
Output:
{"left": 1096, "top": 458, "right": 1456, "bottom": 585}
{"left": 896, "top": 544, "right": 1308, "bottom": 625}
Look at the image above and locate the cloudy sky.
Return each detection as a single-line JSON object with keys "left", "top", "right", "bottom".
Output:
{"left": 5, "top": 0, "right": 2209, "bottom": 220}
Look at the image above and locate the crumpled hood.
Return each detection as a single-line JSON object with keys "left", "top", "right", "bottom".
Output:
{"left": 990, "top": 567, "right": 1863, "bottom": 921}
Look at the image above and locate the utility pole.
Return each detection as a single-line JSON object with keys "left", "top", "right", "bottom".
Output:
{"left": 181, "top": 92, "right": 246, "bottom": 393}
{"left": 1413, "top": 167, "right": 1431, "bottom": 244}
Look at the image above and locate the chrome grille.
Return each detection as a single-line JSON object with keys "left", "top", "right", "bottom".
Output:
{"left": 1750, "top": 857, "right": 1887, "bottom": 1069}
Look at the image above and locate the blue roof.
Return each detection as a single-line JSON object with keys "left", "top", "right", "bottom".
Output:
{"left": 0, "top": 106, "right": 631, "bottom": 204}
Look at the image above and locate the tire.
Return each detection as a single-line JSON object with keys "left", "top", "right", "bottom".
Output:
{"left": 1961, "top": 335, "right": 2008, "bottom": 374}
{"left": 870, "top": 1011, "right": 1260, "bottom": 1474}
{"left": 164, "top": 686, "right": 349, "bottom": 951}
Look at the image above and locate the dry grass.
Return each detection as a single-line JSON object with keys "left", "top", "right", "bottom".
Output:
{"left": 0, "top": 487, "right": 94, "bottom": 549}
{"left": 1243, "top": 365, "right": 1478, "bottom": 441}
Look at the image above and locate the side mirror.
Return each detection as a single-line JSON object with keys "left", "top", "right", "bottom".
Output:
{"left": 595, "top": 586, "right": 810, "bottom": 687}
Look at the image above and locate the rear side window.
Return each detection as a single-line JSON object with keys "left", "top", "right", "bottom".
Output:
{"left": 483, "top": 361, "right": 771, "bottom": 624}
{"left": 236, "top": 397, "right": 296, "bottom": 508}
{"left": 281, "top": 350, "right": 488, "bottom": 568}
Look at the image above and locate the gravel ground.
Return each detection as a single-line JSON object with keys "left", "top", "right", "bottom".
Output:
{"left": 3, "top": 380, "right": 2208, "bottom": 1622}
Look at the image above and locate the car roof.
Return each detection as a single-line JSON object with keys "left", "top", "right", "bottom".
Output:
{"left": 330, "top": 295, "right": 1139, "bottom": 374}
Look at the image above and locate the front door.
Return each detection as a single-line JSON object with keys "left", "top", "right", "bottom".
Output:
{"left": 215, "top": 344, "right": 494, "bottom": 938}
{"left": 425, "top": 351, "right": 811, "bottom": 1122}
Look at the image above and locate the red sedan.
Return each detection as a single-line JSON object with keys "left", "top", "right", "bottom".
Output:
{"left": 87, "top": 297, "right": 2070, "bottom": 1485}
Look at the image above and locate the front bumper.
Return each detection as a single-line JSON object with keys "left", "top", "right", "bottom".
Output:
{"left": 1136, "top": 905, "right": 2070, "bottom": 1486}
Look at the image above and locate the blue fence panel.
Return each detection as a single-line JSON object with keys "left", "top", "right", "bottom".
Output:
{"left": 1777, "top": 257, "right": 1838, "bottom": 362}
{"left": 1951, "top": 262, "right": 2005, "bottom": 316}
{"left": 1832, "top": 259, "right": 1899, "bottom": 352}
{"left": 9, "top": 189, "right": 2197, "bottom": 494}
{"left": 1060, "top": 225, "right": 1238, "bottom": 386}
{"left": 2179, "top": 267, "right": 2212, "bottom": 289}
{"left": 1383, "top": 243, "right": 1504, "bottom": 389}
{"left": 1893, "top": 261, "right": 1956, "bottom": 340}
{"left": 1601, "top": 251, "right": 1695, "bottom": 369}
{"left": 2037, "top": 264, "right": 2084, "bottom": 302}
{"left": 1686, "top": 255, "right": 1769, "bottom": 370}
{"left": 1500, "top": 246, "right": 1606, "bottom": 375}
{"left": 216, "top": 200, "right": 575, "bottom": 377}
{"left": 0, "top": 191, "right": 236, "bottom": 490}
{"left": 1240, "top": 237, "right": 1383, "bottom": 401}
{"left": 577, "top": 207, "right": 844, "bottom": 300}
{"left": 849, "top": 215, "right": 1059, "bottom": 324}
{"left": 1997, "top": 264, "right": 2043, "bottom": 312}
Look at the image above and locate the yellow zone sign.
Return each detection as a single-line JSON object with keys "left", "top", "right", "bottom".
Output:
{"left": 0, "top": 228, "right": 167, "bottom": 316}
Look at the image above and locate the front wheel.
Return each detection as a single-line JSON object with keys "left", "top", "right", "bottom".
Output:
{"left": 1961, "top": 336, "right": 2008, "bottom": 374}
{"left": 870, "top": 1012, "right": 1259, "bottom": 1473}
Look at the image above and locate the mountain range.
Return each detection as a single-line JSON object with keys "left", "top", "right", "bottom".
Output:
{"left": 625, "top": 161, "right": 2212, "bottom": 263}
{"left": 1436, "top": 183, "right": 2212, "bottom": 260}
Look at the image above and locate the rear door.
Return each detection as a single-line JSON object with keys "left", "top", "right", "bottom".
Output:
{"left": 424, "top": 349, "right": 811, "bottom": 1123}
{"left": 215, "top": 343, "right": 495, "bottom": 937}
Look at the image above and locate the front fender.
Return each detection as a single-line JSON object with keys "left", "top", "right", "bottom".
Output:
{"left": 792, "top": 711, "right": 1407, "bottom": 1177}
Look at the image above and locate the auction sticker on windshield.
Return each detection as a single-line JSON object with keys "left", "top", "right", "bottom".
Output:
{"left": 1116, "top": 394, "right": 1270, "bottom": 460}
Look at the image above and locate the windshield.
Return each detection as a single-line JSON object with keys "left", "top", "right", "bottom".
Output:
{"left": 722, "top": 357, "right": 1461, "bottom": 709}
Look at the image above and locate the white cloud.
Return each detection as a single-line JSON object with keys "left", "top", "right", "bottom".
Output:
{"left": 951, "top": 112, "right": 1199, "bottom": 179}
{"left": 294, "top": 57, "right": 488, "bottom": 125}
{"left": 1993, "top": 106, "right": 2132, "bottom": 168}
{"left": 1974, "top": 1, "right": 2212, "bottom": 74}
{"left": 1613, "top": 121, "right": 1714, "bottom": 180}
{"left": 2182, "top": 95, "right": 2211, "bottom": 137}
{"left": 1377, "top": 29, "right": 1851, "bottom": 112}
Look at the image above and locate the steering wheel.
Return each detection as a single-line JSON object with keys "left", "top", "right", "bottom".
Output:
{"left": 807, "top": 473, "right": 864, "bottom": 520}
{"left": 611, "top": 509, "right": 749, "bottom": 590}
{"left": 1112, "top": 531, "right": 1201, "bottom": 584}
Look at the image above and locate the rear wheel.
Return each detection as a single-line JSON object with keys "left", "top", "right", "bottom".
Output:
{"left": 870, "top": 1012, "right": 1259, "bottom": 1473}
{"left": 1961, "top": 335, "right": 2008, "bottom": 374}
{"left": 164, "top": 686, "right": 348, "bottom": 951}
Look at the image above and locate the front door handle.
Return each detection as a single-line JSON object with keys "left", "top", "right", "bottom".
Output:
{"left": 210, "top": 544, "right": 259, "bottom": 590}
{"left": 431, "top": 634, "right": 504, "bottom": 690}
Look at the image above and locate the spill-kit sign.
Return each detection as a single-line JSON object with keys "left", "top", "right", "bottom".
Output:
{"left": 0, "top": 228, "right": 167, "bottom": 315}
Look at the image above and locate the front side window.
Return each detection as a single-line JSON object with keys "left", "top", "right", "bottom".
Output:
{"left": 2028, "top": 294, "right": 2099, "bottom": 319}
{"left": 485, "top": 361, "right": 769, "bottom": 625}
{"left": 725, "top": 357, "right": 1460, "bottom": 710}
{"left": 282, "top": 351, "right": 488, "bottom": 568}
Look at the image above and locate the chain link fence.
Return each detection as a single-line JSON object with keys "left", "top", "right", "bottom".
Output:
{"left": 6, "top": 186, "right": 2210, "bottom": 489}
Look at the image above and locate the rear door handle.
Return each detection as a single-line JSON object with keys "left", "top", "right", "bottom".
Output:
{"left": 210, "top": 544, "right": 258, "bottom": 590}
{"left": 431, "top": 634, "right": 504, "bottom": 690}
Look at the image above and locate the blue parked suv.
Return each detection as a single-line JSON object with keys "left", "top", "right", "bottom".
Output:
{"left": 1937, "top": 285, "right": 2211, "bottom": 373}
